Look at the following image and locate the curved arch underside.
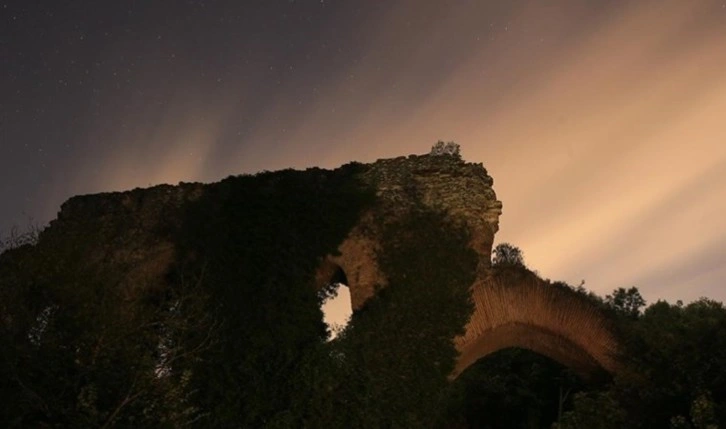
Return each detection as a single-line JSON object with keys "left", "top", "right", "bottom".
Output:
{"left": 453, "top": 273, "right": 620, "bottom": 380}
{"left": 454, "top": 323, "right": 606, "bottom": 380}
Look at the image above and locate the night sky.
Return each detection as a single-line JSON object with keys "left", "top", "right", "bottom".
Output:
{"left": 2, "top": 0, "right": 726, "bottom": 309}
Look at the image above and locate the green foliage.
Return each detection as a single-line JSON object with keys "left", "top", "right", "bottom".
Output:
{"left": 0, "top": 163, "right": 376, "bottom": 427}
{"left": 553, "top": 391, "right": 627, "bottom": 429}
{"left": 491, "top": 242, "right": 525, "bottom": 268}
{"left": 669, "top": 393, "right": 721, "bottom": 429}
{"left": 613, "top": 298, "right": 726, "bottom": 427}
{"left": 605, "top": 287, "right": 646, "bottom": 319}
{"left": 0, "top": 222, "right": 40, "bottom": 253}
{"left": 0, "top": 221, "right": 198, "bottom": 427}
{"left": 553, "top": 296, "right": 726, "bottom": 429}
{"left": 4, "top": 161, "right": 726, "bottom": 429}
{"left": 445, "top": 348, "right": 584, "bottom": 429}
{"left": 690, "top": 391, "right": 719, "bottom": 429}
{"left": 430, "top": 140, "right": 462, "bottom": 158}
{"left": 324, "top": 209, "right": 478, "bottom": 427}
{"left": 174, "top": 164, "right": 375, "bottom": 427}
{"left": 270, "top": 208, "right": 478, "bottom": 428}
{"left": 442, "top": 286, "right": 726, "bottom": 429}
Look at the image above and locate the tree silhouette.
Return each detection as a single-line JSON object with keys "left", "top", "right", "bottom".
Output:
{"left": 605, "top": 287, "right": 646, "bottom": 319}
{"left": 491, "top": 242, "right": 525, "bottom": 267}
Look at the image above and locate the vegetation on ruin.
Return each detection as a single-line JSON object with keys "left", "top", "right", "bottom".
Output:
{"left": 1, "top": 165, "right": 725, "bottom": 428}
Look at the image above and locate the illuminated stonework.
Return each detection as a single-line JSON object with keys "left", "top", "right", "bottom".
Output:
{"left": 316, "top": 152, "right": 619, "bottom": 380}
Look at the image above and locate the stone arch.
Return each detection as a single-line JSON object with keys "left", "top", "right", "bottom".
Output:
{"left": 315, "top": 219, "right": 384, "bottom": 311}
{"left": 314, "top": 197, "right": 621, "bottom": 381}
{"left": 452, "top": 270, "right": 620, "bottom": 380}
{"left": 315, "top": 258, "right": 355, "bottom": 338}
{"left": 315, "top": 258, "right": 349, "bottom": 289}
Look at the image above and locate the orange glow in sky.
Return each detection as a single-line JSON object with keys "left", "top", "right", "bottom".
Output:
{"left": 6, "top": 0, "right": 725, "bottom": 305}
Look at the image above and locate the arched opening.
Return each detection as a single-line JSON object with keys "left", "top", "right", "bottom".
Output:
{"left": 454, "top": 323, "right": 610, "bottom": 382}
{"left": 454, "top": 272, "right": 621, "bottom": 383}
{"left": 316, "top": 260, "right": 353, "bottom": 340}
{"left": 321, "top": 283, "right": 352, "bottom": 340}
{"left": 445, "top": 347, "right": 588, "bottom": 429}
